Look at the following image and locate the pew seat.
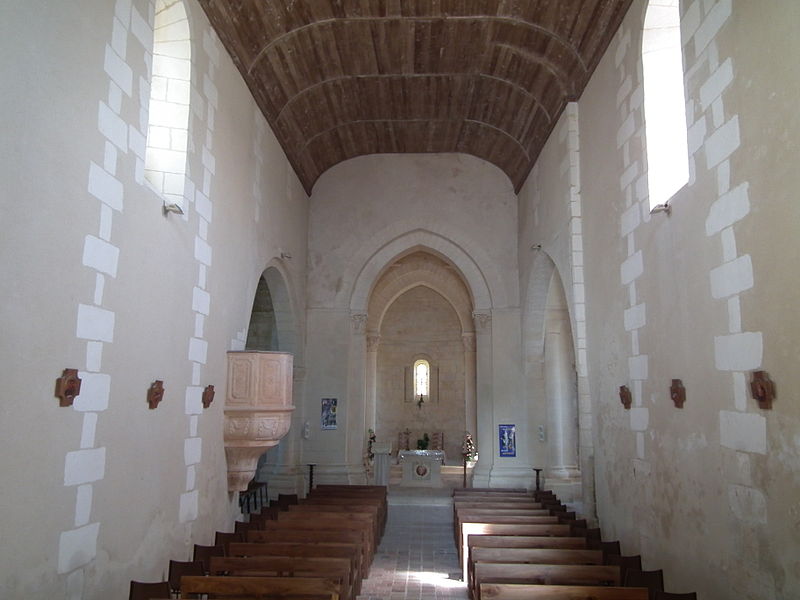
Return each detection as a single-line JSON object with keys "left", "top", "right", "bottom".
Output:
{"left": 480, "top": 583, "right": 649, "bottom": 600}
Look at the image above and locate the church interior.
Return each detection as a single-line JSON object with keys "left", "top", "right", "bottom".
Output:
{"left": 2, "top": 0, "right": 798, "bottom": 598}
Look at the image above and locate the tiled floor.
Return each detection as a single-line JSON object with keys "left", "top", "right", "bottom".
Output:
{"left": 357, "top": 488, "right": 469, "bottom": 600}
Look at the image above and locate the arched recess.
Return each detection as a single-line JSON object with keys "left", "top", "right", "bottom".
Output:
{"left": 244, "top": 260, "right": 302, "bottom": 491}
{"left": 348, "top": 228, "right": 498, "bottom": 312}
{"left": 522, "top": 251, "right": 584, "bottom": 503}
{"left": 364, "top": 252, "right": 478, "bottom": 460}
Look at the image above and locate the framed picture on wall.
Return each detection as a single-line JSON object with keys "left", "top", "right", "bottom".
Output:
{"left": 321, "top": 398, "right": 337, "bottom": 430}
{"left": 499, "top": 424, "right": 516, "bottom": 457}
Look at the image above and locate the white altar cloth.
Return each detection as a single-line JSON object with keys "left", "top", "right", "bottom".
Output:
{"left": 398, "top": 450, "right": 444, "bottom": 487}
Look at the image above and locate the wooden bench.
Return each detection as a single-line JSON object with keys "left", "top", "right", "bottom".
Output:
{"left": 228, "top": 542, "right": 363, "bottom": 590}
{"left": 259, "top": 518, "right": 374, "bottom": 573}
{"left": 459, "top": 523, "right": 572, "bottom": 579}
{"left": 468, "top": 548, "right": 603, "bottom": 596}
{"left": 473, "top": 563, "right": 621, "bottom": 600}
{"left": 181, "top": 575, "right": 341, "bottom": 599}
{"left": 298, "top": 497, "right": 386, "bottom": 534}
{"left": 246, "top": 529, "right": 366, "bottom": 580}
{"left": 454, "top": 509, "right": 554, "bottom": 542}
{"left": 480, "top": 583, "right": 648, "bottom": 600}
{"left": 208, "top": 556, "right": 353, "bottom": 600}
{"left": 286, "top": 505, "right": 381, "bottom": 541}
{"left": 457, "top": 516, "right": 561, "bottom": 569}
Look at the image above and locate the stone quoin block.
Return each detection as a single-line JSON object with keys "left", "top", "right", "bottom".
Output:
{"left": 76, "top": 304, "right": 115, "bottom": 343}
{"left": 64, "top": 448, "right": 106, "bottom": 486}
{"left": 88, "top": 162, "right": 123, "bottom": 211}
{"left": 714, "top": 331, "right": 763, "bottom": 371}
{"left": 621, "top": 251, "right": 644, "bottom": 285}
{"left": 73, "top": 372, "right": 110, "bottom": 412}
{"left": 82, "top": 235, "right": 119, "bottom": 278}
{"left": 706, "top": 183, "right": 750, "bottom": 236}
{"left": 720, "top": 411, "right": 766, "bottom": 454}
{"left": 710, "top": 254, "right": 754, "bottom": 299}
{"left": 57, "top": 523, "right": 100, "bottom": 574}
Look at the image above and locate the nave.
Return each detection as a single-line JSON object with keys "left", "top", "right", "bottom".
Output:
{"left": 357, "top": 489, "right": 468, "bottom": 600}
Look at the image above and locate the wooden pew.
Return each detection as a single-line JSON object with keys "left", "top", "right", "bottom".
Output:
{"left": 307, "top": 487, "right": 388, "bottom": 534}
{"left": 297, "top": 497, "right": 386, "bottom": 534}
{"left": 468, "top": 548, "right": 603, "bottom": 596}
{"left": 273, "top": 513, "right": 375, "bottom": 569}
{"left": 208, "top": 556, "right": 353, "bottom": 600}
{"left": 286, "top": 504, "right": 381, "bottom": 541}
{"left": 228, "top": 542, "right": 363, "bottom": 591}
{"left": 459, "top": 523, "right": 572, "bottom": 579}
{"left": 246, "top": 530, "right": 366, "bottom": 580}
{"left": 473, "top": 563, "right": 621, "bottom": 600}
{"left": 181, "top": 574, "right": 341, "bottom": 599}
{"left": 457, "top": 515, "right": 561, "bottom": 570}
{"left": 480, "top": 583, "right": 648, "bottom": 600}
{"left": 454, "top": 509, "right": 554, "bottom": 541}
{"left": 453, "top": 488, "right": 528, "bottom": 494}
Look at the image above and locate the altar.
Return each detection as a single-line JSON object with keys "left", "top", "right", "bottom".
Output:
{"left": 398, "top": 450, "right": 445, "bottom": 487}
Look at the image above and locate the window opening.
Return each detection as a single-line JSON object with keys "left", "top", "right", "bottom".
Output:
{"left": 413, "top": 359, "right": 430, "bottom": 399}
{"left": 144, "top": 0, "right": 191, "bottom": 207}
{"left": 642, "top": 0, "right": 689, "bottom": 210}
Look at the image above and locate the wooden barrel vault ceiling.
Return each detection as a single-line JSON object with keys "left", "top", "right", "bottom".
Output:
{"left": 197, "top": 1, "right": 633, "bottom": 194}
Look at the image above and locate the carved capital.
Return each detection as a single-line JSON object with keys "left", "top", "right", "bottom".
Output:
{"left": 350, "top": 312, "right": 368, "bottom": 335}
{"left": 366, "top": 334, "right": 381, "bottom": 352}
{"left": 462, "top": 333, "right": 476, "bottom": 352}
{"left": 472, "top": 311, "right": 492, "bottom": 333}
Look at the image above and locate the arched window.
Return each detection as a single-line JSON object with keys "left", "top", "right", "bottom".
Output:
{"left": 413, "top": 359, "right": 430, "bottom": 399}
{"left": 642, "top": 0, "right": 689, "bottom": 209}
{"left": 144, "top": 0, "right": 191, "bottom": 207}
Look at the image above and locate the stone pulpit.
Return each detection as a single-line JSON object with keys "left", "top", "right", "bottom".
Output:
{"left": 224, "top": 351, "right": 294, "bottom": 492}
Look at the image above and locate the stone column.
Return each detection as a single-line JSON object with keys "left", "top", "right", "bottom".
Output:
{"left": 345, "top": 312, "right": 368, "bottom": 483}
{"left": 462, "top": 332, "right": 478, "bottom": 441}
{"left": 544, "top": 309, "right": 580, "bottom": 479}
{"left": 365, "top": 333, "right": 380, "bottom": 433}
{"left": 471, "top": 311, "right": 493, "bottom": 486}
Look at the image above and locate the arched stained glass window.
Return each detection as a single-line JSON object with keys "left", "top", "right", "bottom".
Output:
{"left": 413, "top": 359, "right": 430, "bottom": 398}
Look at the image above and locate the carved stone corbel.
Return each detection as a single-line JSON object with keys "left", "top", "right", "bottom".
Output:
{"left": 350, "top": 312, "right": 368, "bottom": 335}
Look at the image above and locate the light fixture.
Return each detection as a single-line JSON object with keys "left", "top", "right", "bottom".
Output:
{"left": 163, "top": 202, "right": 184, "bottom": 216}
{"left": 650, "top": 202, "right": 671, "bottom": 216}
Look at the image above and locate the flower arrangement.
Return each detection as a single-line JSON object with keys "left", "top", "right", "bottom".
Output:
{"left": 416, "top": 432, "right": 430, "bottom": 450}
{"left": 462, "top": 432, "right": 477, "bottom": 462}
{"left": 366, "top": 428, "right": 377, "bottom": 462}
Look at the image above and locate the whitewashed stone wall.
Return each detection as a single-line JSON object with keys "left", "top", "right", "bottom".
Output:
{"left": 0, "top": 0, "right": 308, "bottom": 598}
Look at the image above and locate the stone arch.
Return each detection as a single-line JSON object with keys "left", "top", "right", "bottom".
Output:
{"left": 348, "top": 227, "right": 501, "bottom": 312}
{"left": 522, "top": 250, "right": 582, "bottom": 501}
{"left": 245, "top": 259, "right": 299, "bottom": 356}
{"left": 366, "top": 251, "right": 474, "bottom": 334}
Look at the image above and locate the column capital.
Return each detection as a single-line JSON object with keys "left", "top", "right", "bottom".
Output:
{"left": 472, "top": 311, "right": 492, "bottom": 333}
{"left": 350, "top": 312, "right": 368, "bottom": 335}
{"left": 366, "top": 334, "right": 381, "bottom": 352}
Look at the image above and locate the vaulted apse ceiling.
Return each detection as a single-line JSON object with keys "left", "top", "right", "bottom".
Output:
{"left": 197, "top": 1, "right": 633, "bottom": 193}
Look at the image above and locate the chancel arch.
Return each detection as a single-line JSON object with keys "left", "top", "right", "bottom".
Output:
{"left": 365, "top": 251, "right": 476, "bottom": 463}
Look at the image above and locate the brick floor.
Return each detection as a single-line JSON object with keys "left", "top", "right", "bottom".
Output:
{"left": 357, "top": 489, "right": 468, "bottom": 600}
